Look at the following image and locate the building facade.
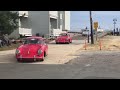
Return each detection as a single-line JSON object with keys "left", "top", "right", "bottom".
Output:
{"left": 10, "top": 11, "right": 70, "bottom": 38}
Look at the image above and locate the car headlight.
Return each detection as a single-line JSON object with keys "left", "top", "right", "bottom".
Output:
{"left": 38, "top": 49, "right": 42, "bottom": 55}
{"left": 16, "top": 49, "right": 20, "bottom": 54}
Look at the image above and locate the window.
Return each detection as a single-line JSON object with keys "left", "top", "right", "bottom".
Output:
{"left": 24, "top": 39, "right": 42, "bottom": 44}
{"left": 60, "top": 14, "right": 62, "bottom": 19}
{"left": 60, "top": 33, "right": 68, "bottom": 36}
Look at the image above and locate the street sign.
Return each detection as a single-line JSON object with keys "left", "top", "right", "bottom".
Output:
{"left": 94, "top": 22, "right": 98, "bottom": 41}
{"left": 94, "top": 22, "right": 98, "bottom": 30}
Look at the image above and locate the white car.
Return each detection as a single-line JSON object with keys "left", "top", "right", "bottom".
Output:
{"left": 82, "top": 30, "right": 91, "bottom": 36}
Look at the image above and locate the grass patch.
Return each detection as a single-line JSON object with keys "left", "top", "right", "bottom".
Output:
{"left": 80, "top": 36, "right": 120, "bottom": 51}
{"left": 80, "top": 39, "right": 102, "bottom": 51}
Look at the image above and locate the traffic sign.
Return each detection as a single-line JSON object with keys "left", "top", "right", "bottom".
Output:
{"left": 94, "top": 22, "right": 98, "bottom": 30}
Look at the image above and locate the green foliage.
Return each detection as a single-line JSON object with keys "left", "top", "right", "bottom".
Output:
{"left": 0, "top": 11, "right": 19, "bottom": 35}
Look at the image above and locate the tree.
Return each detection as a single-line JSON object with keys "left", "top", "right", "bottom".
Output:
{"left": 0, "top": 11, "right": 19, "bottom": 35}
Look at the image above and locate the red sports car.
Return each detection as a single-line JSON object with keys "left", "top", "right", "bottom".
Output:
{"left": 15, "top": 36, "right": 48, "bottom": 62}
{"left": 55, "top": 33, "right": 72, "bottom": 44}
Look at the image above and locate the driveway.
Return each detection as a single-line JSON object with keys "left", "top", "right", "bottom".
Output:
{"left": 0, "top": 40, "right": 85, "bottom": 64}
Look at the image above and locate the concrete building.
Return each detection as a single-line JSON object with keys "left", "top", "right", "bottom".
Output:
{"left": 10, "top": 11, "right": 70, "bottom": 38}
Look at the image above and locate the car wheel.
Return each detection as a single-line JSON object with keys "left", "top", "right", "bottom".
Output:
{"left": 41, "top": 57, "right": 44, "bottom": 61}
{"left": 56, "top": 42, "right": 58, "bottom": 44}
{"left": 41, "top": 52, "right": 45, "bottom": 61}
{"left": 67, "top": 41, "right": 70, "bottom": 44}
{"left": 44, "top": 51, "right": 47, "bottom": 57}
{"left": 17, "top": 59, "right": 21, "bottom": 62}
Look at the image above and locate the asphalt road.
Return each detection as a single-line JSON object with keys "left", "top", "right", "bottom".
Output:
{"left": 1, "top": 50, "right": 120, "bottom": 79}
{"left": 1, "top": 34, "right": 120, "bottom": 79}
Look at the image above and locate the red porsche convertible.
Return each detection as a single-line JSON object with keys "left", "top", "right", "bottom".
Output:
{"left": 55, "top": 33, "right": 72, "bottom": 44}
{"left": 15, "top": 36, "right": 48, "bottom": 62}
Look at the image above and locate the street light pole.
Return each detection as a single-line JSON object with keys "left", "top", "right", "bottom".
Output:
{"left": 113, "top": 18, "right": 117, "bottom": 36}
{"left": 113, "top": 22, "right": 116, "bottom": 35}
{"left": 90, "top": 11, "right": 94, "bottom": 44}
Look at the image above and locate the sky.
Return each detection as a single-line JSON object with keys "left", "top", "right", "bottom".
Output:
{"left": 70, "top": 11, "right": 120, "bottom": 31}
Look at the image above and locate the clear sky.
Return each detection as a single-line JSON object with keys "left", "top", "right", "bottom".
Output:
{"left": 70, "top": 11, "right": 120, "bottom": 31}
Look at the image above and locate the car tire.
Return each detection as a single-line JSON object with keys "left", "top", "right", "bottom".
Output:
{"left": 17, "top": 59, "right": 21, "bottom": 62}
{"left": 41, "top": 57, "right": 44, "bottom": 61}
{"left": 56, "top": 42, "right": 58, "bottom": 44}
{"left": 67, "top": 41, "right": 70, "bottom": 44}
{"left": 69, "top": 40, "right": 72, "bottom": 43}
{"left": 41, "top": 52, "right": 45, "bottom": 61}
{"left": 44, "top": 51, "right": 47, "bottom": 57}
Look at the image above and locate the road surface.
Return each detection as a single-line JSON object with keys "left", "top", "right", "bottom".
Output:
{"left": 1, "top": 35, "right": 120, "bottom": 79}
{"left": 0, "top": 40, "right": 85, "bottom": 64}
{"left": 1, "top": 50, "right": 120, "bottom": 79}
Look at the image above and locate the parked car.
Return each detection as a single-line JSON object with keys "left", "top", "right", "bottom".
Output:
{"left": 55, "top": 33, "right": 72, "bottom": 44}
{"left": 15, "top": 36, "right": 48, "bottom": 62}
{"left": 82, "top": 29, "right": 91, "bottom": 36}
{"left": 82, "top": 29, "right": 96, "bottom": 36}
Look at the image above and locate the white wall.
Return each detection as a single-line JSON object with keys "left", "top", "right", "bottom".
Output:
{"left": 65, "top": 11, "right": 70, "bottom": 30}
{"left": 49, "top": 11, "right": 58, "bottom": 18}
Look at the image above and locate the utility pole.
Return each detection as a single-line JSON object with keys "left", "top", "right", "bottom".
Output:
{"left": 90, "top": 11, "right": 94, "bottom": 44}
{"left": 86, "top": 27, "right": 89, "bottom": 43}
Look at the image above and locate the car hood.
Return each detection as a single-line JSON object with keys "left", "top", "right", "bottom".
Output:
{"left": 57, "top": 36, "right": 69, "bottom": 39}
{"left": 18, "top": 44, "right": 42, "bottom": 53}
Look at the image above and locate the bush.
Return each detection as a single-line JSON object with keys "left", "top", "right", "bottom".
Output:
{"left": 107, "top": 31, "right": 113, "bottom": 35}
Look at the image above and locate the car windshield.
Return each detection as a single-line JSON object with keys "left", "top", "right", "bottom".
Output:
{"left": 60, "top": 33, "right": 68, "bottom": 36}
{"left": 24, "top": 38, "right": 42, "bottom": 44}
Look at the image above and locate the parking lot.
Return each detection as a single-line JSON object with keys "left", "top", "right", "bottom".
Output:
{"left": 0, "top": 36, "right": 85, "bottom": 64}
